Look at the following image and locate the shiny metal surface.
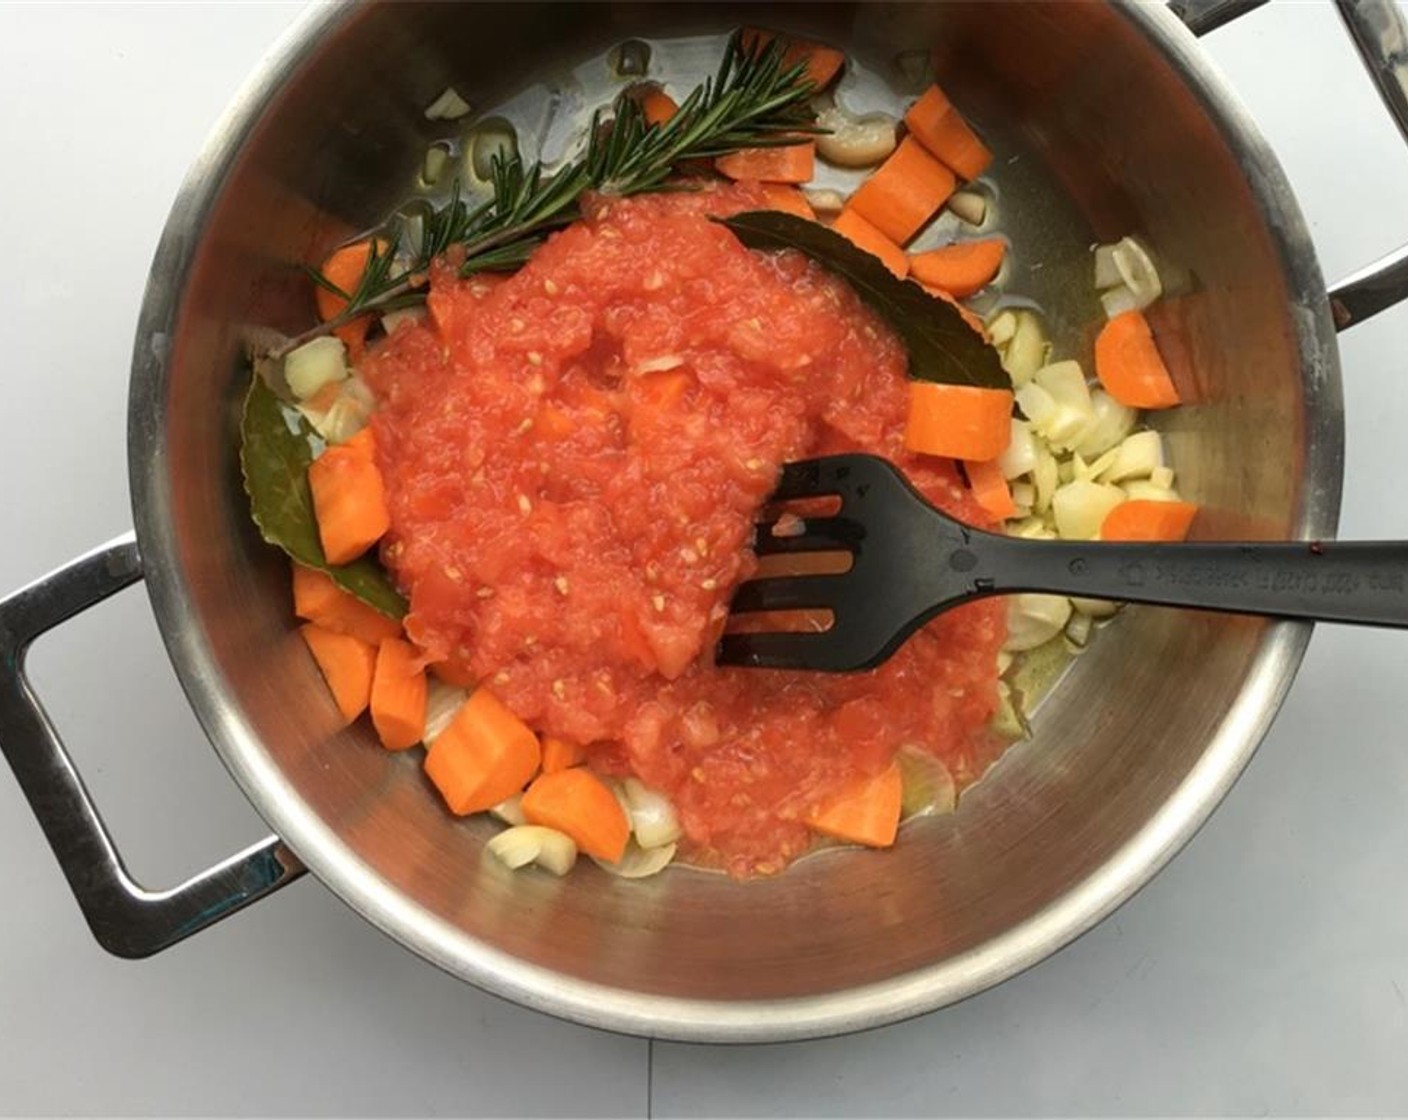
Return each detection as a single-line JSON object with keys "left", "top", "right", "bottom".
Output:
{"left": 1337, "top": 0, "right": 1408, "bottom": 146}
{"left": 0, "top": 535, "right": 303, "bottom": 957}
{"left": 120, "top": 0, "right": 1344, "bottom": 1040}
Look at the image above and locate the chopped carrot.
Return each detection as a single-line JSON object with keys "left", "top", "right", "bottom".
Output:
{"left": 741, "top": 29, "right": 846, "bottom": 90}
{"left": 299, "top": 624, "right": 376, "bottom": 725}
{"left": 715, "top": 142, "right": 815, "bottom": 184}
{"left": 342, "top": 425, "right": 377, "bottom": 460}
{"left": 369, "top": 638, "right": 427, "bottom": 751}
{"left": 292, "top": 564, "right": 403, "bottom": 645}
{"left": 540, "top": 736, "right": 586, "bottom": 775}
{"left": 314, "top": 240, "right": 384, "bottom": 361}
{"left": 639, "top": 86, "right": 678, "bottom": 126}
{"left": 831, "top": 207, "right": 909, "bottom": 279}
{"left": 307, "top": 441, "right": 391, "bottom": 565}
{"left": 964, "top": 458, "right": 1017, "bottom": 521}
{"left": 903, "top": 382, "right": 1014, "bottom": 462}
{"left": 1101, "top": 499, "right": 1199, "bottom": 541}
{"left": 424, "top": 688, "right": 542, "bottom": 814}
{"left": 758, "top": 182, "right": 816, "bottom": 221}
{"left": 521, "top": 768, "right": 630, "bottom": 862}
{"left": 847, "top": 136, "right": 956, "bottom": 245}
{"left": 904, "top": 85, "right": 993, "bottom": 181}
{"left": 1094, "top": 310, "right": 1181, "bottom": 409}
{"left": 806, "top": 761, "right": 903, "bottom": 848}
{"left": 909, "top": 239, "right": 1006, "bottom": 298}
{"left": 921, "top": 284, "right": 987, "bottom": 338}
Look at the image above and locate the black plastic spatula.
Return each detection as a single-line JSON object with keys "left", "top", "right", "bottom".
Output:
{"left": 716, "top": 453, "right": 1408, "bottom": 672}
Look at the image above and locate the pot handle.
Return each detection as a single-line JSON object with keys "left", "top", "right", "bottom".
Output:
{"left": 0, "top": 533, "right": 305, "bottom": 958}
{"left": 1172, "top": 0, "right": 1408, "bottom": 330}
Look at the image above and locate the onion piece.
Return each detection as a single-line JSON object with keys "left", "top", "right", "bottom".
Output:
{"left": 382, "top": 307, "right": 427, "bottom": 335}
{"left": 1072, "top": 596, "right": 1120, "bottom": 618}
{"left": 1066, "top": 611, "right": 1093, "bottom": 648}
{"left": 1122, "top": 480, "right": 1181, "bottom": 503}
{"left": 986, "top": 309, "right": 1018, "bottom": 348}
{"left": 1093, "top": 243, "right": 1122, "bottom": 289}
{"left": 1076, "top": 447, "right": 1119, "bottom": 483}
{"left": 815, "top": 104, "right": 898, "bottom": 168}
{"left": 1010, "top": 516, "right": 1057, "bottom": 540}
{"left": 486, "top": 825, "right": 578, "bottom": 875}
{"left": 1101, "top": 430, "right": 1165, "bottom": 484}
{"left": 1100, "top": 283, "right": 1143, "bottom": 320}
{"left": 593, "top": 840, "right": 676, "bottom": 879}
{"left": 897, "top": 745, "right": 957, "bottom": 819}
{"left": 424, "top": 87, "right": 472, "bottom": 121}
{"left": 947, "top": 190, "right": 987, "bottom": 226}
{"left": 424, "top": 680, "right": 468, "bottom": 743}
{"left": 1004, "top": 593, "right": 1073, "bottom": 651}
{"left": 1014, "top": 382, "right": 1057, "bottom": 430}
{"left": 489, "top": 795, "right": 528, "bottom": 828}
{"left": 1001, "top": 310, "right": 1048, "bottom": 387}
{"left": 1032, "top": 360, "right": 1094, "bottom": 446}
{"left": 621, "top": 778, "right": 682, "bottom": 850}
{"left": 1072, "top": 390, "right": 1137, "bottom": 459}
{"left": 284, "top": 336, "right": 348, "bottom": 401}
{"left": 1009, "top": 480, "right": 1035, "bottom": 511}
{"left": 1033, "top": 447, "right": 1059, "bottom": 515}
{"left": 1150, "top": 465, "right": 1176, "bottom": 490}
{"left": 998, "top": 419, "right": 1039, "bottom": 480}
{"left": 996, "top": 650, "right": 1014, "bottom": 675}
{"left": 469, "top": 119, "right": 519, "bottom": 181}
{"left": 804, "top": 188, "right": 847, "bottom": 216}
{"left": 422, "top": 143, "right": 450, "bottom": 186}
{"left": 1052, "top": 479, "right": 1125, "bottom": 539}
{"left": 1113, "top": 236, "right": 1162, "bottom": 308}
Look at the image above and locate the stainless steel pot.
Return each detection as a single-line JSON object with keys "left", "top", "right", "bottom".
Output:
{"left": 3, "top": 0, "right": 1407, "bottom": 1043}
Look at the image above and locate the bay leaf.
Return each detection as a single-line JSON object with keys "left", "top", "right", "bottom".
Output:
{"left": 717, "top": 210, "right": 1008, "bottom": 390}
{"left": 240, "top": 375, "right": 408, "bottom": 619}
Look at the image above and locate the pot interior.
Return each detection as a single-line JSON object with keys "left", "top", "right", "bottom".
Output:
{"left": 131, "top": 1, "right": 1339, "bottom": 1036}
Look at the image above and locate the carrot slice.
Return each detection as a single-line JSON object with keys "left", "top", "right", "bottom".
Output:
{"left": 903, "top": 382, "right": 1014, "bottom": 462}
{"left": 715, "top": 142, "right": 815, "bottom": 184}
{"left": 307, "top": 440, "right": 391, "bottom": 565}
{"left": 904, "top": 84, "right": 993, "bottom": 181}
{"left": 314, "top": 240, "right": 383, "bottom": 361}
{"left": 807, "top": 761, "right": 903, "bottom": 848}
{"left": 369, "top": 638, "right": 427, "bottom": 751}
{"left": 424, "top": 688, "right": 542, "bottom": 814}
{"left": 758, "top": 182, "right": 816, "bottom": 221}
{"left": 640, "top": 86, "right": 678, "bottom": 126}
{"left": 1094, "top": 310, "right": 1181, "bottom": 409}
{"left": 964, "top": 458, "right": 1017, "bottom": 521}
{"left": 741, "top": 29, "right": 846, "bottom": 90}
{"left": 299, "top": 624, "right": 376, "bottom": 725}
{"left": 521, "top": 768, "right": 630, "bottom": 862}
{"left": 847, "top": 136, "right": 956, "bottom": 245}
{"left": 831, "top": 207, "right": 909, "bottom": 279}
{"left": 909, "top": 239, "right": 1006, "bottom": 299}
{"left": 1101, "top": 499, "right": 1199, "bottom": 541}
{"left": 540, "top": 736, "right": 586, "bottom": 775}
{"left": 291, "top": 564, "right": 403, "bottom": 645}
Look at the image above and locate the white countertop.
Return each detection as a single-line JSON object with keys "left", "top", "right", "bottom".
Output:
{"left": 2, "top": 2, "right": 1407, "bottom": 1115}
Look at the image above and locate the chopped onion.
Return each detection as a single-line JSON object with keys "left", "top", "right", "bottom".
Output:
{"left": 1122, "top": 480, "right": 1181, "bottom": 503}
{"left": 1076, "top": 447, "right": 1119, "bottom": 483}
{"left": 1052, "top": 479, "right": 1125, "bottom": 539}
{"left": 991, "top": 681, "right": 1029, "bottom": 741}
{"left": 382, "top": 307, "right": 427, "bottom": 335}
{"left": 489, "top": 795, "right": 528, "bottom": 828}
{"left": 996, "top": 650, "right": 1014, "bottom": 675}
{"left": 1093, "top": 243, "right": 1122, "bottom": 289}
{"left": 284, "top": 336, "right": 348, "bottom": 401}
{"left": 469, "top": 119, "right": 519, "bottom": 181}
{"left": 298, "top": 375, "right": 374, "bottom": 444}
{"left": 608, "top": 39, "right": 652, "bottom": 77}
{"left": 1010, "top": 516, "right": 1057, "bottom": 540}
{"left": 621, "top": 778, "right": 682, "bottom": 850}
{"left": 593, "top": 840, "right": 676, "bottom": 879}
{"left": 1100, "top": 283, "right": 1143, "bottom": 320}
{"left": 1033, "top": 447, "right": 1059, "bottom": 514}
{"left": 422, "top": 143, "right": 450, "bottom": 186}
{"left": 986, "top": 309, "right": 1018, "bottom": 348}
{"left": 424, "top": 680, "right": 467, "bottom": 743}
{"left": 1150, "top": 465, "right": 1176, "bottom": 490}
{"left": 1072, "top": 390, "right": 1137, "bottom": 459}
{"left": 486, "top": 825, "right": 578, "bottom": 875}
{"left": 815, "top": 104, "right": 898, "bottom": 168}
{"left": 1009, "top": 480, "right": 1035, "bottom": 510}
{"left": 1101, "top": 430, "right": 1165, "bottom": 483}
{"left": 1004, "top": 593, "right": 1072, "bottom": 651}
{"left": 1066, "top": 611, "right": 1093, "bottom": 648}
{"left": 1015, "top": 382, "right": 1057, "bottom": 429}
{"left": 1113, "top": 236, "right": 1162, "bottom": 308}
{"left": 1001, "top": 310, "right": 1048, "bottom": 387}
{"left": 1032, "top": 360, "right": 1094, "bottom": 446}
{"left": 897, "top": 745, "right": 957, "bottom": 819}
{"left": 424, "top": 87, "right": 472, "bottom": 121}
{"left": 947, "top": 190, "right": 987, "bottom": 226}
{"left": 804, "top": 188, "right": 847, "bottom": 216}
{"left": 1072, "top": 596, "right": 1120, "bottom": 618}
{"left": 998, "top": 419, "right": 1038, "bottom": 480}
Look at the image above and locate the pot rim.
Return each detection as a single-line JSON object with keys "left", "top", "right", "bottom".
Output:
{"left": 126, "top": 0, "right": 1344, "bottom": 1042}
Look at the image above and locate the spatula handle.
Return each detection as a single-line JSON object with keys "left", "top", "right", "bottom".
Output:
{"left": 980, "top": 536, "right": 1408, "bottom": 628}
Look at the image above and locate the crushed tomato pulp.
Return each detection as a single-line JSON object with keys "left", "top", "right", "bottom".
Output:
{"left": 363, "top": 184, "right": 1006, "bottom": 875}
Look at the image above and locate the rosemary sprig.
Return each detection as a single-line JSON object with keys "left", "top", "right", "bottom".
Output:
{"left": 274, "top": 32, "right": 818, "bottom": 358}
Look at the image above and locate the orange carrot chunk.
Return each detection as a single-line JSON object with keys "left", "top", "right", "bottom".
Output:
{"left": 307, "top": 438, "right": 391, "bottom": 565}
{"left": 847, "top": 136, "right": 956, "bottom": 245}
{"left": 540, "top": 736, "right": 586, "bottom": 775}
{"left": 807, "top": 761, "right": 903, "bottom": 848}
{"left": 909, "top": 239, "right": 1006, "bottom": 299}
{"left": 831, "top": 207, "right": 909, "bottom": 279}
{"left": 1101, "top": 499, "right": 1199, "bottom": 542}
{"left": 904, "top": 85, "right": 993, "bottom": 181}
{"left": 299, "top": 624, "right": 376, "bottom": 725}
{"left": 715, "top": 142, "right": 816, "bottom": 184}
{"left": 521, "top": 768, "right": 631, "bottom": 863}
{"left": 640, "top": 86, "right": 679, "bottom": 126}
{"left": 964, "top": 458, "right": 1017, "bottom": 521}
{"left": 369, "top": 638, "right": 428, "bottom": 751}
{"left": 314, "top": 240, "right": 383, "bottom": 360}
{"left": 904, "top": 382, "right": 1014, "bottom": 462}
{"left": 758, "top": 182, "right": 816, "bottom": 221}
{"left": 291, "top": 564, "right": 403, "bottom": 645}
{"left": 424, "top": 688, "right": 542, "bottom": 815}
{"left": 1094, "top": 310, "right": 1182, "bottom": 410}
{"left": 741, "top": 29, "right": 846, "bottom": 90}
